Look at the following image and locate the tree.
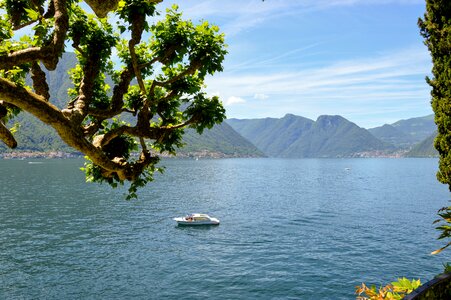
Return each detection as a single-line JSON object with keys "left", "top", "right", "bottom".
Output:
{"left": 0, "top": 0, "right": 227, "bottom": 198}
{"left": 419, "top": 0, "right": 451, "bottom": 253}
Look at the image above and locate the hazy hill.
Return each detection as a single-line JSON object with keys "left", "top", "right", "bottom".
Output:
{"left": 369, "top": 114, "right": 436, "bottom": 148}
{"left": 368, "top": 124, "right": 416, "bottom": 148}
{"left": 392, "top": 114, "right": 435, "bottom": 141}
{"left": 282, "top": 115, "right": 391, "bottom": 158}
{"left": 178, "top": 123, "right": 264, "bottom": 157}
{"left": 405, "top": 132, "right": 438, "bottom": 157}
{"left": 1, "top": 53, "right": 263, "bottom": 157}
{"left": 227, "top": 114, "right": 314, "bottom": 157}
{"left": 227, "top": 114, "right": 391, "bottom": 158}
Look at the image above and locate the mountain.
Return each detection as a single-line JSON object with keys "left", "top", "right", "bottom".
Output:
{"left": 0, "top": 53, "right": 263, "bottom": 158}
{"left": 369, "top": 115, "right": 436, "bottom": 148}
{"left": 392, "top": 114, "right": 436, "bottom": 141}
{"left": 227, "top": 114, "right": 314, "bottom": 157}
{"left": 0, "top": 112, "right": 74, "bottom": 153}
{"left": 281, "top": 115, "right": 392, "bottom": 158}
{"left": 178, "top": 123, "right": 264, "bottom": 157}
{"left": 24, "top": 52, "right": 77, "bottom": 108}
{"left": 227, "top": 114, "right": 392, "bottom": 158}
{"left": 0, "top": 52, "right": 440, "bottom": 159}
{"left": 368, "top": 124, "right": 416, "bottom": 148}
{"left": 405, "top": 132, "right": 438, "bottom": 157}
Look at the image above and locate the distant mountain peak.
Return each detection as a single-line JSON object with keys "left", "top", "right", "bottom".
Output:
{"left": 316, "top": 115, "right": 349, "bottom": 128}
{"left": 282, "top": 113, "right": 313, "bottom": 121}
{"left": 283, "top": 113, "right": 297, "bottom": 118}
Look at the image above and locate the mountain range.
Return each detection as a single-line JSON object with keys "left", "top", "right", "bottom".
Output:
{"left": 0, "top": 53, "right": 439, "bottom": 158}
{"left": 368, "top": 115, "right": 436, "bottom": 148}
{"left": 227, "top": 114, "right": 437, "bottom": 158}
{"left": 227, "top": 114, "right": 390, "bottom": 158}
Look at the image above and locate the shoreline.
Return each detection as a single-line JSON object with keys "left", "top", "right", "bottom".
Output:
{"left": 0, "top": 150, "right": 263, "bottom": 160}
{"left": 0, "top": 151, "right": 82, "bottom": 159}
{"left": 0, "top": 150, "right": 438, "bottom": 159}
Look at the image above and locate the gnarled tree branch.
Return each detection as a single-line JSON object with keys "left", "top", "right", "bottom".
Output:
{"left": 0, "top": 1, "right": 227, "bottom": 198}
{"left": 31, "top": 61, "right": 50, "bottom": 101}
{"left": 0, "top": 0, "right": 68, "bottom": 71}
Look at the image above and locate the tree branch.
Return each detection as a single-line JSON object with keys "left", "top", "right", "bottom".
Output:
{"left": 161, "top": 116, "right": 198, "bottom": 130}
{"left": 154, "top": 60, "right": 201, "bottom": 89}
{"left": 93, "top": 125, "right": 130, "bottom": 148}
{"left": 45, "top": 0, "right": 69, "bottom": 70}
{"left": 31, "top": 61, "right": 50, "bottom": 101}
{"left": 0, "top": 0, "right": 69, "bottom": 71}
{"left": 13, "top": 19, "right": 39, "bottom": 31}
{"left": 0, "top": 77, "right": 125, "bottom": 174}
{"left": 67, "top": 56, "right": 102, "bottom": 123}
{"left": 0, "top": 78, "right": 65, "bottom": 125}
{"left": 87, "top": 68, "right": 134, "bottom": 118}
{"left": 0, "top": 121, "right": 17, "bottom": 148}
{"left": 0, "top": 1, "right": 227, "bottom": 191}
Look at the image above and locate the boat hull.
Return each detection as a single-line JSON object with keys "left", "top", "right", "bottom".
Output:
{"left": 173, "top": 217, "right": 220, "bottom": 226}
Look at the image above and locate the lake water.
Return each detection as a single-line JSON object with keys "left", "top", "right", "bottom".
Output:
{"left": 1, "top": 158, "right": 451, "bottom": 299}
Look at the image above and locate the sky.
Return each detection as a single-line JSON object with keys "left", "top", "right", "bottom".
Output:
{"left": 159, "top": 0, "right": 431, "bottom": 129}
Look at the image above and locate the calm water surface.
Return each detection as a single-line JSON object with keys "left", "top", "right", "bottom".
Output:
{"left": 1, "top": 158, "right": 450, "bottom": 299}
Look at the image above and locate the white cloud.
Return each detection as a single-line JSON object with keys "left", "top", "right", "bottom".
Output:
{"left": 205, "top": 45, "right": 432, "bottom": 127}
{"left": 224, "top": 96, "right": 246, "bottom": 106}
{"left": 165, "top": 0, "right": 424, "bottom": 36}
{"left": 209, "top": 46, "right": 430, "bottom": 99}
{"left": 158, "top": 0, "right": 429, "bottom": 127}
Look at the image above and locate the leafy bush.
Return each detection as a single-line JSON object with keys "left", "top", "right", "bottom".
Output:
{"left": 355, "top": 277, "right": 421, "bottom": 300}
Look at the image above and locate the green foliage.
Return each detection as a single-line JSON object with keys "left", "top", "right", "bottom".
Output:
{"left": 116, "top": 0, "right": 157, "bottom": 33}
{"left": 69, "top": 6, "right": 118, "bottom": 65}
{"left": 81, "top": 155, "right": 164, "bottom": 200}
{"left": 126, "top": 164, "right": 164, "bottom": 200}
{"left": 356, "top": 277, "right": 421, "bottom": 300}
{"left": 2, "top": 0, "right": 34, "bottom": 27}
{"left": 443, "top": 262, "right": 451, "bottom": 274}
{"left": 185, "top": 94, "right": 226, "bottom": 134}
{"left": 0, "top": 65, "right": 29, "bottom": 86}
{"left": 79, "top": 2, "right": 225, "bottom": 197}
{"left": 68, "top": 64, "right": 112, "bottom": 110}
{"left": 431, "top": 205, "right": 451, "bottom": 254}
{"left": 419, "top": 0, "right": 451, "bottom": 252}
{"left": 0, "top": 1, "right": 227, "bottom": 199}
{"left": 2, "top": 56, "right": 260, "bottom": 158}
{"left": 0, "top": 15, "right": 12, "bottom": 41}
{"left": 419, "top": 0, "right": 451, "bottom": 186}
{"left": 0, "top": 36, "right": 32, "bottom": 88}
{"left": 150, "top": 5, "right": 226, "bottom": 80}
{"left": 152, "top": 126, "right": 185, "bottom": 155}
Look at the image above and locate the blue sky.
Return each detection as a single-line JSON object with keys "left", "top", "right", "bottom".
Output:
{"left": 160, "top": 0, "right": 431, "bottom": 128}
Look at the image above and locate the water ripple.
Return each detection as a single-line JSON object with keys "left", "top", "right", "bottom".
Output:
{"left": 1, "top": 158, "right": 450, "bottom": 299}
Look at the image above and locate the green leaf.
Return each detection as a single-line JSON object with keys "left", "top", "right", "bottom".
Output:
{"left": 24, "top": 8, "right": 39, "bottom": 21}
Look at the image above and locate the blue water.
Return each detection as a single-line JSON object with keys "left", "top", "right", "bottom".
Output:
{"left": 1, "top": 158, "right": 450, "bottom": 299}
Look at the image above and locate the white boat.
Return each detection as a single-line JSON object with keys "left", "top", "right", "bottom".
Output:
{"left": 173, "top": 213, "right": 220, "bottom": 226}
